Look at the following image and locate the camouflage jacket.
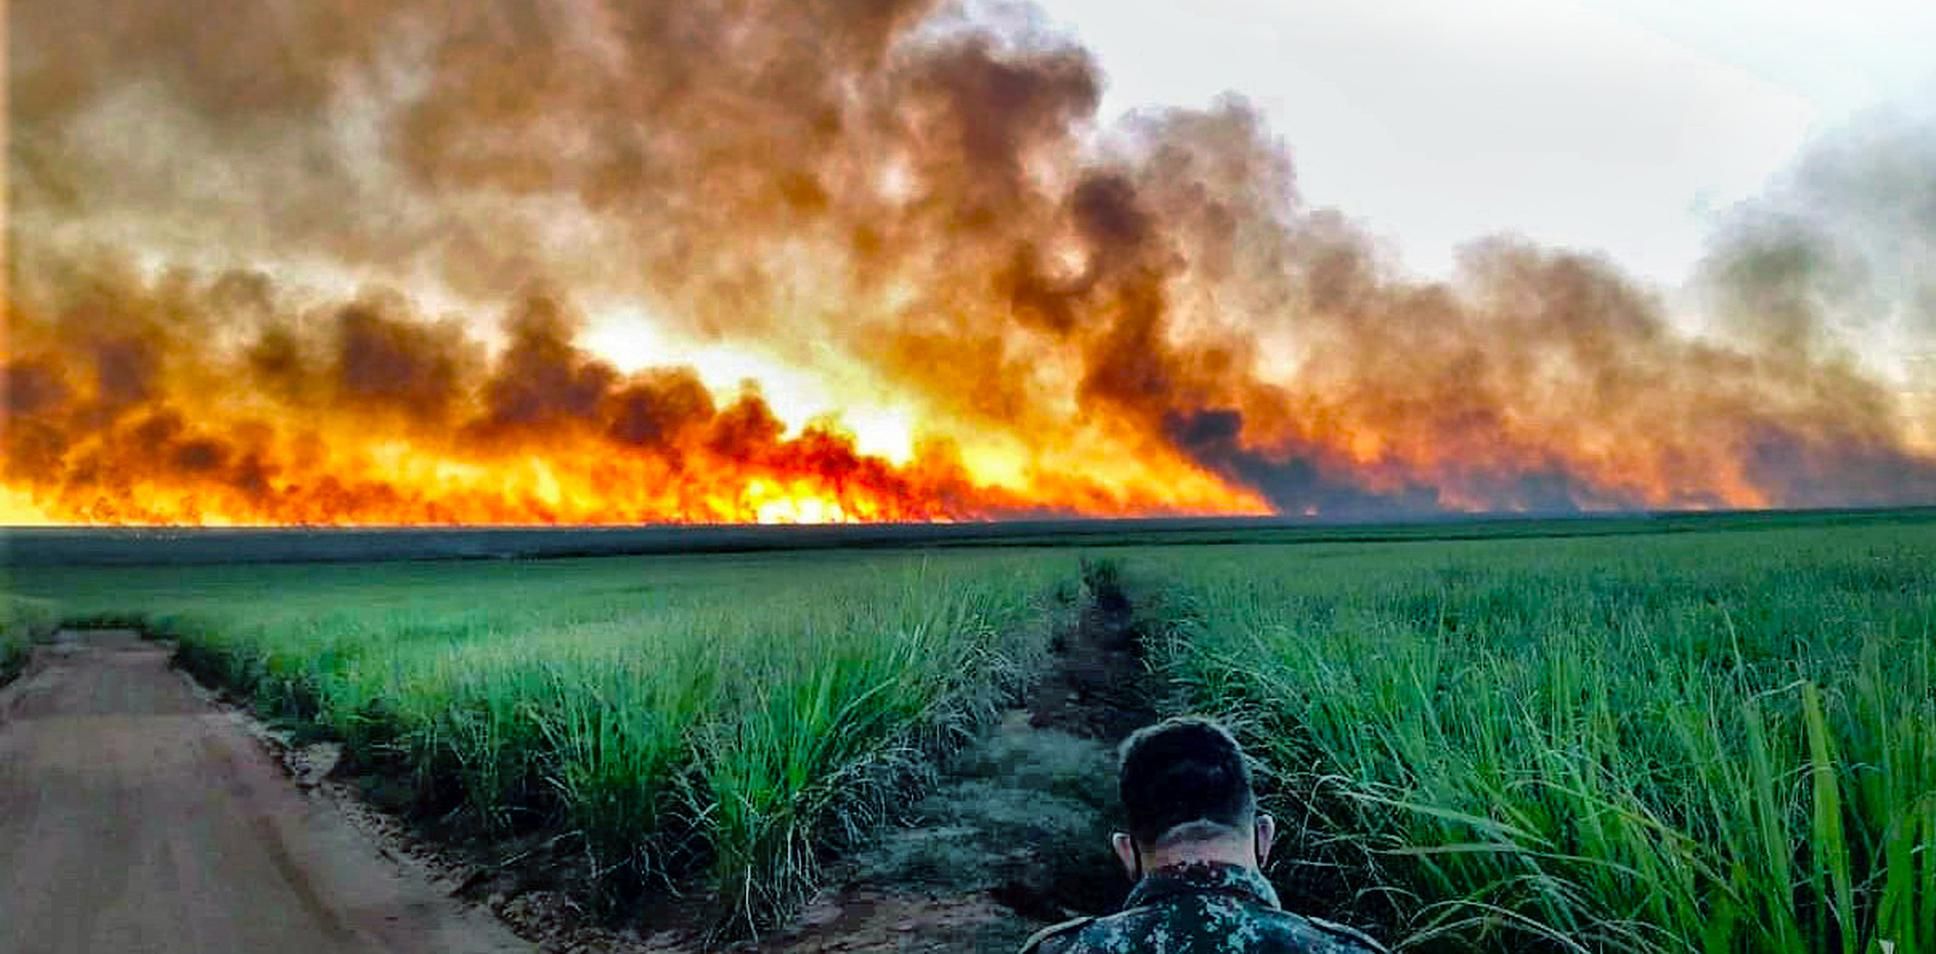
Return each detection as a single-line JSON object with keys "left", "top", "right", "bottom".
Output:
{"left": 1020, "top": 861, "right": 1386, "bottom": 954}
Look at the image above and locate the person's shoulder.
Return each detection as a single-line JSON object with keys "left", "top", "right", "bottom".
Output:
{"left": 1017, "top": 915, "right": 1097, "bottom": 953}
{"left": 1265, "top": 910, "right": 1390, "bottom": 953}
{"left": 1017, "top": 907, "right": 1169, "bottom": 953}
{"left": 1016, "top": 903, "right": 1387, "bottom": 953}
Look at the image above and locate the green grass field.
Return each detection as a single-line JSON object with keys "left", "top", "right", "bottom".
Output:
{"left": 5, "top": 513, "right": 1933, "bottom": 950}
{"left": 1129, "top": 525, "right": 1936, "bottom": 952}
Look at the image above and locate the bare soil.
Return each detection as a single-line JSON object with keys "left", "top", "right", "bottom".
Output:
{"left": 0, "top": 631, "right": 530, "bottom": 954}
{"left": 1024, "top": 564, "right": 1160, "bottom": 742}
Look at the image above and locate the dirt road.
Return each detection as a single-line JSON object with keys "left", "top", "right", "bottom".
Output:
{"left": 0, "top": 631, "right": 530, "bottom": 954}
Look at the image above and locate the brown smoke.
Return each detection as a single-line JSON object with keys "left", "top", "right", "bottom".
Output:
{"left": 5, "top": 0, "right": 1933, "bottom": 524}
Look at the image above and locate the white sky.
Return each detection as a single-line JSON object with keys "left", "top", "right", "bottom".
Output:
{"left": 1040, "top": 0, "right": 1936, "bottom": 288}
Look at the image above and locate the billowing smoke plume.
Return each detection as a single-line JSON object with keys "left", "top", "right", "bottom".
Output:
{"left": 1702, "top": 115, "right": 1936, "bottom": 365}
{"left": 6, "top": 0, "right": 1933, "bottom": 524}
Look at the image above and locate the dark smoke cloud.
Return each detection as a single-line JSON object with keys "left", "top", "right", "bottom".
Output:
{"left": 1703, "top": 113, "right": 1936, "bottom": 353}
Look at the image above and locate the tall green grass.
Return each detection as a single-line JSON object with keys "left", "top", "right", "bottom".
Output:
{"left": 1134, "top": 525, "right": 1936, "bottom": 952}
{"left": 9, "top": 551, "right": 1069, "bottom": 932}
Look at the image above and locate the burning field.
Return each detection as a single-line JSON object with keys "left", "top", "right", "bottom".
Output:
{"left": 6, "top": 4, "right": 1936, "bottom": 948}
{"left": 8, "top": 0, "right": 1936, "bottom": 525}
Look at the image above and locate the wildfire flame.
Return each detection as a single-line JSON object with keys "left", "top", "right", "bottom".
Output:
{"left": 5, "top": 0, "right": 1933, "bottom": 525}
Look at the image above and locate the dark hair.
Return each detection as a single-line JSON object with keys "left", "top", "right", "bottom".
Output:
{"left": 1117, "top": 716, "right": 1256, "bottom": 847}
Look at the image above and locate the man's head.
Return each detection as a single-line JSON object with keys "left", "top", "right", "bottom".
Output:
{"left": 1111, "top": 716, "right": 1275, "bottom": 878}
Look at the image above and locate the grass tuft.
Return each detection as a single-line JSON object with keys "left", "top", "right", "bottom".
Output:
{"left": 0, "top": 594, "right": 61, "bottom": 686}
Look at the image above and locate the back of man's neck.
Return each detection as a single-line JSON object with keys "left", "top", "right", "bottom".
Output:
{"left": 1142, "top": 841, "right": 1258, "bottom": 875}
